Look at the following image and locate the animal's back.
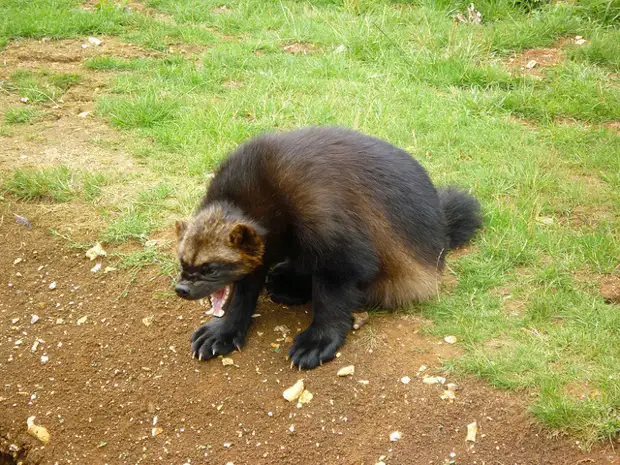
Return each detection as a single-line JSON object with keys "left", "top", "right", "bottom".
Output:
{"left": 207, "top": 127, "right": 449, "bottom": 306}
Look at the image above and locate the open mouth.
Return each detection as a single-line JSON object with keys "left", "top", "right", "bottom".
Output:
{"left": 207, "top": 285, "right": 232, "bottom": 318}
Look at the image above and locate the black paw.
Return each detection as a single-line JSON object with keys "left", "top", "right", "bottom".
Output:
{"left": 191, "top": 320, "right": 246, "bottom": 361}
{"left": 265, "top": 263, "right": 312, "bottom": 306}
{"left": 288, "top": 326, "right": 345, "bottom": 370}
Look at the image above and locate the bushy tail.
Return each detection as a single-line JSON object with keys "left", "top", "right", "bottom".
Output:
{"left": 438, "top": 186, "right": 483, "bottom": 250}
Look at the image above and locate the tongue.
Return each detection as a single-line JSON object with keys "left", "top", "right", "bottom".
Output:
{"left": 210, "top": 288, "right": 227, "bottom": 318}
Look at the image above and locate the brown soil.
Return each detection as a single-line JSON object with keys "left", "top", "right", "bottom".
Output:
{"left": 282, "top": 42, "right": 321, "bottom": 55}
{"left": 600, "top": 274, "right": 620, "bottom": 304}
{"left": 506, "top": 40, "right": 569, "bottom": 77}
{"left": 1, "top": 37, "right": 619, "bottom": 465}
{"left": 2, "top": 213, "right": 619, "bottom": 465}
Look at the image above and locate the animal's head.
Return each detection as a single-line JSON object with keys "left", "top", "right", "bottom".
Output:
{"left": 174, "top": 203, "right": 265, "bottom": 317}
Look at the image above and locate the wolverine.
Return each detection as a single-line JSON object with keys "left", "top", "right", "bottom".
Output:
{"left": 175, "top": 126, "right": 482, "bottom": 369}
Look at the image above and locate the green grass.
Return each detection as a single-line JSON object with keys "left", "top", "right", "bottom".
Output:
{"left": 7, "top": 69, "right": 82, "bottom": 105}
{"left": 3, "top": 165, "right": 77, "bottom": 202}
{"left": 566, "top": 29, "right": 620, "bottom": 72}
{"left": 4, "top": 107, "right": 47, "bottom": 124}
{"left": 2, "top": 166, "right": 109, "bottom": 202}
{"left": 0, "top": 0, "right": 618, "bottom": 445}
{"left": 101, "top": 181, "right": 181, "bottom": 243}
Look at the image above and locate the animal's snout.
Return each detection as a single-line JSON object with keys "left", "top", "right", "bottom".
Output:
{"left": 175, "top": 283, "right": 191, "bottom": 299}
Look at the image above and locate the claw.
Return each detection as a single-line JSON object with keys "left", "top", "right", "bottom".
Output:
{"left": 199, "top": 353, "right": 203, "bottom": 361}
{"left": 212, "top": 347, "right": 217, "bottom": 356}
{"left": 234, "top": 343, "right": 242, "bottom": 352}
{"left": 290, "top": 361, "right": 295, "bottom": 370}
{"left": 319, "top": 360, "right": 323, "bottom": 366}
{"left": 191, "top": 351, "right": 196, "bottom": 359}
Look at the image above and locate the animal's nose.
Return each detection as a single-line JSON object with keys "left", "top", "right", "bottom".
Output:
{"left": 175, "top": 283, "right": 191, "bottom": 298}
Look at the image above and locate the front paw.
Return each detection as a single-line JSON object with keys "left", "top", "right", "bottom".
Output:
{"left": 288, "top": 326, "right": 346, "bottom": 370}
{"left": 191, "top": 320, "right": 247, "bottom": 361}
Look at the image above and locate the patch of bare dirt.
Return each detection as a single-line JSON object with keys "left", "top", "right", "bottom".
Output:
{"left": 600, "top": 274, "right": 620, "bottom": 304}
{"left": 282, "top": 42, "right": 321, "bottom": 55}
{"left": 1, "top": 37, "right": 161, "bottom": 73}
{"left": 564, "top": 381, "right": 602, "bottom": 401}
{"left": 603, "top": 121, "right": 620, "bottom": 133}
{"left": 572, "top": 269, "right": 620, "bottom": 305}
{"left": 223, "top": 79, "right": 244, "bottom": 89}
{"left": 213, "top": 5, "right": 232, "bottom": 14}
{"left": 556, "top": 204, "right": 613, "bottom": 229}
{"left": 0, "top": 92, "right": 141, "bottom": 176}
{"left": 1, "top": 209, "right": 619, "bottom": 465}
{"left": 506, "top": 40, "right": 569, "bottom": 77}
{"left": 0, "top": 38, "right": 153, "bottom": 175}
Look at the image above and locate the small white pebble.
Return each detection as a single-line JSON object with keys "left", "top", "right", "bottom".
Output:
{"left": 31, "top": 315, "right": 40, "bottom": 325}
{"left": 49, "top": 281, "right": 57, "bottom": 290}
{"left": 444, "top": 335, "right": 457, "bottom": 344}
{"left": 41, "top": 355, "right": 49, "bottom": 363}
{"left": 389, "top": 431, "right": 401, "bottom": 442}
{"left": 422, "top": 376, "right": 446, "bottom": 385}
{"left": 400, "top": 376, "right": 411, "bottom": 385}
{"left": 337, "top": 365, "right": 355, "bottom": 377}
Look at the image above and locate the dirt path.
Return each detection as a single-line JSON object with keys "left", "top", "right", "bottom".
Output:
{"left": 1, "top": 211, "right": 617, "bottom": 465}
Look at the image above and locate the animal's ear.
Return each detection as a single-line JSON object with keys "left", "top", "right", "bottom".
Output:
{"left": 175, "top": 220, "right": 188, "bottom": 242}
{"left": 228, "top": 223, "right": 263, "bottom": 252}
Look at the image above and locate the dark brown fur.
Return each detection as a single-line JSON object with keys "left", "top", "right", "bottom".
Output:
{"left": 174, "top": 127, "right": 482, "bottom": 369}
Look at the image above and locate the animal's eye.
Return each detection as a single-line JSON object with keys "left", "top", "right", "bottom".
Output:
{"left": 201, "top": 263, "right": 216, "bottom": 275}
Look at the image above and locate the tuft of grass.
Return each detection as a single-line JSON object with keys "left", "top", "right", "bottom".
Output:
{"left": 2, "top": 166, "right": 114, "bottom": 203}
{"left": 111, "top": 243, "right": 178, "bottom": 277}
{"left": 4, "top": 107, "right": 46, "bottom": 124}
{"left": 8, "top": 69, "right": 82, "bottom": 105}
{"left": 97, "top": 93, "right": 179, "bottom": 129}
{"left": 47, "top": 72, "right": 81, "bottom": 90}
{"left": 3, "top": 165, "right": 76, "bottom": 202}
{"left": 82, "top": 172, "right": 110, "bottom": 202}
{"left": 85, "top": 56, "right": 147, "bottom": 71}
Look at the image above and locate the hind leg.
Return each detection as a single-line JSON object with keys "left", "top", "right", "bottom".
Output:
{"left": 265, "top": 260, "right": 312, "bottom": 306}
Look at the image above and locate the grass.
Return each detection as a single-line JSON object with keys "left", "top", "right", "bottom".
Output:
{"left": 0, "top": 0, "right": 618, "bottom": 446}
{"left": 3, "top": 107, "right": 46, "bottom": 124}
{"left": 3, "top": 165, "right": 77, "bottom": 202}
{"left": 6, "top": 69, "right": 82, "bottom": 105}
{"left": 2, "top": 166, "right": 109, "bottom": 202}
